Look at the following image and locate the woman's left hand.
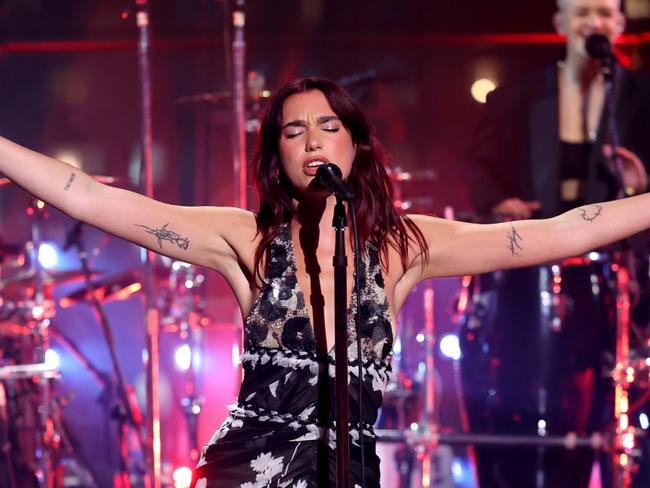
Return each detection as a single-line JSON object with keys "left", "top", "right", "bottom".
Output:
{"left": 603, "top": 144, "right": 648, "bottom": 196}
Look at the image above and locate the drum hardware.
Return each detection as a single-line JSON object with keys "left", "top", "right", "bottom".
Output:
{"left": 0, "top": 269, "right": 94, "bottom": 292}
{"left": 388, "top": 167, "right": 438, "bottom": 213}
{"left": 62, "top": 219, "right": 147, "bottom": 486}
{"left": 0, "top": 362, "right": 59, "bottom": 380}
{"left": 611, "top": 257, "right": 644, "bottom": 488}
{"left": 453, "top": 246, "right": 650, "bottom": 488}
{"left": 377, "top": 428, "right": 610, "bottom": 449}
{"left": 384, "top": 234, "right": 650, "bottom": 487}
{"left": 60, "top": 269, "right": 142, "bottom": 307}
{"left": 159, "top": 259, "right": 209, "bottom": 463}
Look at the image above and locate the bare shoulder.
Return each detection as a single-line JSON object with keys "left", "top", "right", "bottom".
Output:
{"left": 216, "top": 207, "right": 259, "bottom": 253}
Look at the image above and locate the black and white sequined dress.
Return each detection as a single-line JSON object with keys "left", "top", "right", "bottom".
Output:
{"left": 191, "top": 224, "right": 394, "bottom": 488}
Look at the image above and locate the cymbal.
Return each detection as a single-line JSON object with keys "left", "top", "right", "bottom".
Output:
{"left": 0, "top": 269, "right": 93, "bottom": 292}
{"left": 0, "top": 363, "right": 58, "bottom": 380}
{"left": 60, "top": 270, "right": 142, "bottom": 306}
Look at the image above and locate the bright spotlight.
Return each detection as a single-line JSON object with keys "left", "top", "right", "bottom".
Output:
{"left": 231, "top": 343, "right": 240, "bottom": 367}
{"left": 470, "top": 78, "right": 497, "bottom": 104}
{"left": 174, "top": 344, "right": 192, "bottom": 371}
{"left": 172, "top": 466, "right": 193, "bottom": 488}
{"left": 38, "top": 243, "right": 59, "bottom": 269}
{"left": 640, "top": 413, "right": 649, "bottom": 429}
{"left": 45, "top": 349, "right": 61, "bottom": 369}
{"left": 439, "top": 334, "right": 461, "bottom": 360}
{"left": 193, "top": 350, "right": 202, "bottom": 371}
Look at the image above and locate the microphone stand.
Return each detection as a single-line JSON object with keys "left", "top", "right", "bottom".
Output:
{"left": 599, "top": 56, "right": 639, "bottom": 488}
{"left": 332, "top": 197, "right": 351, "bottom": 488}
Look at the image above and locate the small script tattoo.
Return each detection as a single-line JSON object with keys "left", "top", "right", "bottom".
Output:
{"left": 506, "top": 224, "right": 523, "bottom": 257}
{"left": 63, "top": 173, "right": 76, "bottom": 191}
{"left": 135, "top": 223, "right": 190, "bottom": 250}
{"left": 579, "top": 204, "right": 603, "bottom": 223}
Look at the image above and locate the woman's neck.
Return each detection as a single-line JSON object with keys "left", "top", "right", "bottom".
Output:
{"left": 293, "top": 194, "right": 338, "bottom": 230}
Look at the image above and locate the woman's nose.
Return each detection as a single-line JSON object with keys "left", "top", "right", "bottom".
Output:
{"left": 305, "top": 131, "right": 322, "bottom": 152}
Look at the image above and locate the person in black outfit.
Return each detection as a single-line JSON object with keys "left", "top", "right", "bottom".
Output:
{"left": 462, "top": 0, "right": 650, "bottom": 487}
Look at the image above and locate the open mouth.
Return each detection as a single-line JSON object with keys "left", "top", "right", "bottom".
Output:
{"left": 303, "top": 158, "right": 329, "bottom": 176}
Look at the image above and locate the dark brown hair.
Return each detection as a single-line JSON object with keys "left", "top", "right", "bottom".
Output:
{"left": 252, "top": 77, "right": 428, "bottom": 282}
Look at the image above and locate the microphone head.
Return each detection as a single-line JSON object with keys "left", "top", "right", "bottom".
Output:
{"left": 315, "top": 163, "right": 354, "bottom": 200}
{"left": 315, "top": 163, "right": 342, "bottom": 184}
{"left": 585, "top": 33, "right": 612, "bottom": 60}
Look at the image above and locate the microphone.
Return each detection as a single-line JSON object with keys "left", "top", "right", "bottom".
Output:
{"left": 586, "top": 33, "right": 614, "bottom": 60}
{"left": 315, "top": 163, "right": 354, "bottom": 201}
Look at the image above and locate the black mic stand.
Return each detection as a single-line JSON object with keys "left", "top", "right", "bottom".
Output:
{"left": 65, "top": 221, "right": 146, "bottom": 485}
{"left": 332, "top": 196, "right": 351, "bottom": 488}
{"left": 599, "top": 55, "right": 642, "bottom": 488}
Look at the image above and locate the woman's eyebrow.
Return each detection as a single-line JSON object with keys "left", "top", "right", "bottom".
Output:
{"left": 281, "top": 115, "right": 339, "bottom": 130}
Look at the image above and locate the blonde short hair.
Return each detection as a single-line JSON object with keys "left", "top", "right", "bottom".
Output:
{"left": 556, "top": 0, "right": 623, "bottom": 12}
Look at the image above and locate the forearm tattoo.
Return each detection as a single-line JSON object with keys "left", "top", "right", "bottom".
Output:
{"left": 506, "top": 224, "right": 523, "bottom": 257}
{"left": 578, "top": 204, "right": 603, "bottom": 223}
{"left": 135, "top": 223, "right": 190, "bottom": 250}
{"left": 63, "top": 172, "right": 76, "bottom": 191}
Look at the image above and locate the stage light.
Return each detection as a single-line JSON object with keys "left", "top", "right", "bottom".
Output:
{"left": 231, "top": 343, "right": 240, "bottom": 367}
{"left": 622, "top": 432, "right": 635, "bottom": 450}
{"left": 451, "top": 456, "right": 476, "bottom": 487}
{"left": 439, "top": 334, "right": 461, "bottom": 360}
{"left": 639, "top": 413, "right": 649, "bottom": 429}
{"left": 416, "top": 333, "right": 425, "bottom": 343}
{"left": 452, "top": 460, "right": 463, "bottom": 478}
{"left": 470, "top": 78, "right": 497, "bottom": 104}
{"left": 45, "top": 349, "right": 60, "bottom": 369}
{"left": 38, "top": 243, "right": 59, "bottom": 269}
{"left": 193, "top": 350, "right": 202, "bottom": 371}
{"left": 174, "top": 344, "right": 192, "bottom": 371}
{"left": 393, "top": 336, "right": 402, "bottom": 357}
{"left": 172, "top": 466, "right": 192, "bottom": 488}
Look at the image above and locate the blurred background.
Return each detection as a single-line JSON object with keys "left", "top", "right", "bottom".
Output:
{"left": 0, "top": 1, "right": 649, "bottom": 487}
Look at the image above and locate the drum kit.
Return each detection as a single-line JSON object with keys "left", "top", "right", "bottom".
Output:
{"left": 0, "top": 177, "right": 211, "bottom": 487}
{"left": 375, "top": 171, "right": 650, "bottom": 488}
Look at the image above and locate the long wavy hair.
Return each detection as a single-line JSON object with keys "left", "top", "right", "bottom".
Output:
{"left": 252, "top": 77, "right": 428, "bottom": 282}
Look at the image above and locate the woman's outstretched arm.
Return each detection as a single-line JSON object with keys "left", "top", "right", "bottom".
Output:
{"left": 402, "top": 195, "right": 650, "bottom": 282}
{"left": 0, "top": 136, "right": 257, "bottom": 277}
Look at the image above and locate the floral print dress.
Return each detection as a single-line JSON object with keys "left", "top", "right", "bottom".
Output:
{"left": 191, "top": 224, "right": 394, "bottom": 488}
